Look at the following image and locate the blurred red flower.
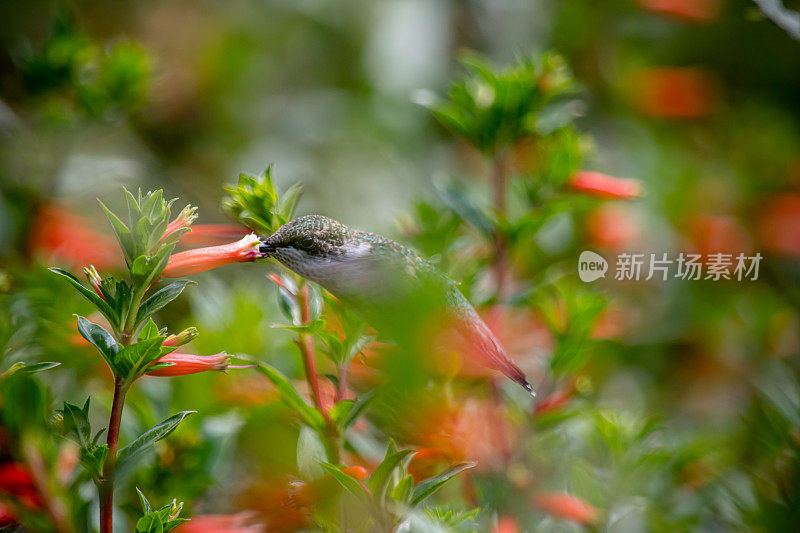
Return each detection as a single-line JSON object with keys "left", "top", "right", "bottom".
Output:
{"left": 533, "top": 384, "right": 574, "bottom": 417}
{"left": 147, "top": 352, "right": 230, "bottom": 376}
{"left": 586, "top": 204, "right": 641, "bottom": 250}
{"left": 688, "top": 214, "right": 752, "bottom": 258}
{"left": 30, "top": 204, "right": 120, "bottom": 269}
{"left": 409, "top": 397, "right": 516, "bottom": 474}
{"left": 162, "top": 234, "right": 261, "bottom": 277}
{"left": 0, "top": 502, "right": 16, "bottom": 527}
{"left": 492, "top": 515, "right": 520, "bottom": 533}
{"left": 631, "top": 67, "right": 716, "bottom": 118}
{"left": 569, "top": 171, "right": 641, "bottom": 199}
{"left": 532, "top": 492, "right": 599, "bottom": 525}
{"left": 0, "top": 462, "right": 43, "bottom": 511}
{"left": 175, "top": 511, "right": 264, "bottom": 532}
{"left": 637, "top": 0, "right": 721, "bottom": 22}
{"left": 759, "top": 193, "right": 800, "bottom": 256}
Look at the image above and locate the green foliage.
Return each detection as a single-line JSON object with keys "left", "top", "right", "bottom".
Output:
{"left": 222, "top": 166, "right": 303, "bottom": 235}
{"left": 135, "top": 489, "right": 189, "bottom": 533}
{"left": 16, "top": 10, "right": 151, "bottom": 118}
{"left": 431, "top": 53, "right": 578, "bottom": 154}
{"left": 116, "top": 411, "right": 196, "bottom": 477}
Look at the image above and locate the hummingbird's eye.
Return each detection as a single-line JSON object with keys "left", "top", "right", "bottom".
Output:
{"left": 296, "top": 236, "right": 315, "bottom": 250}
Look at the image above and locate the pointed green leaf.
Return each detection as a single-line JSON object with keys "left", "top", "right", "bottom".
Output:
{"left": 369, "top": 447, "right": 416, "bottom": 503}
{"left": 75, "top": 316, "right": 119, "bottom": 373}
{"left": 135, "top": 281, "right": 193, "bottom": 327}
{"left": 1, "top": 361, "right": 60, "bottom": 379}
{"left": 410, "top": 462, "right": 476, "bottom": 505}
{"left": 254, "top": 362, "right": 325, "bottom": 429}
{"left": 320, "top": 463, "right": 373, "bottom": 509}
{"left": 297, "top": 426, "right": 327, "bottom": 480}
{"left": 390, "top": 474, "right": 414, "bottom": 502}
{"left": 135, "top": 512, "right": 163, "bottom": 533}
{"left": 50, "top": 268, "right": 119, "bottom": 326}
{"left": 117, "top": 411, "right": 195, "bottom": 474}
{"left": 136, "top": 487, "right": 152, "bottom": 514}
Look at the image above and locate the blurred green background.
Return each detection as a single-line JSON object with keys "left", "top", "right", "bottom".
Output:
{"left": 2, "top": 0, "right": 800, "bottom": 532}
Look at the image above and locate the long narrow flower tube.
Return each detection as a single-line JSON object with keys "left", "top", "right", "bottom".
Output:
{"left": 162, "top": 234, "right": 261, "bottom": 278}
{"left": 532, "top": 492, "right": 599, "bottom": 525}
{"left": 569, "top": 171, "right": 641, "bottom": 199}
{"left": 147, "top": 352, "right": 230, "bottom": 376}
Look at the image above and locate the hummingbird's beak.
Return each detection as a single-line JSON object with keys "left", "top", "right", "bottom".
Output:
{"left": 258, "top": 236, "right": 279, "bottom": 257}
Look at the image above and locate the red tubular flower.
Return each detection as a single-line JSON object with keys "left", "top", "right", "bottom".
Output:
{"left": 162, "top": 234, "right": 261, "bottom": 278}
{"left": 147, "top": 352, "right": 230, "bottom": 376}
{"left": 570, "top": 171, "right": 641, "bottom": 199}
{"left": 30, "top": 204, "right": 120, "bottom": 269}
{"left": 631, "top": 67, "right": 716, "bottom": 118}
{"left": 532, "top": 492, "right": 599, "bottom": 525}
{"left": 0, "top": 462, "right": 43, "bottom": 510}
{"left": 637, "top": 0, "right": 720, "bottom": 22}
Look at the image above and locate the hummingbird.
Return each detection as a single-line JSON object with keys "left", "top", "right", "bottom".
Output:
{"left": 259, "top": 215, "right": 533, "bottom": 393}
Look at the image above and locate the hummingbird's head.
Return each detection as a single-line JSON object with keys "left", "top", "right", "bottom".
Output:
{"left": 259, "top": 215, "right": 354, "bottom": 261}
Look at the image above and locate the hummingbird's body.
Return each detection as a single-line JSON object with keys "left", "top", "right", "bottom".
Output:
{"left": 260, "top": 215, "right": 532, "bottom": 392}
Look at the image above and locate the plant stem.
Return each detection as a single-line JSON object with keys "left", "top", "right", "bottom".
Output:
{"left": 297, "top": 283, "right": 340, "bottom": 463}
{"left": 491, "top": 151, "right": 509, "bottom": 298}
{"left": 99, "top": 376, "right": 127, "bottom": 533}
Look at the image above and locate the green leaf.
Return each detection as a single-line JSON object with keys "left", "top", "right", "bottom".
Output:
{"left": 116, "top": 411, "right": 195, "bottom": 473}
{"left": 254, "top": 362, "right": 325, "bottom": 429}
{"left": 136, "top": 512, "right": 163, "bottom": 533}
{"left": 115, "top": 337, "right": 165, "bottom": 379}
{"left": 135, "top": 281, "right": 193, "bottom": 328}
{"left": 369, "top": 446, "right": 416, "bottom": 504}
{"left": 270, "top": 319, "right": 325, "bottom": 335}
{"left": 163, "top": 519, "right": 189, "bottom": 532}
{"left": 75, "top": 316, "right": 119, "bottom": 373}
{"left": 50, "top": 268, "right": 119, "bottom": 327}
{"left": 61, "top": 399, "right": 91, "bottom": 448}
{"left": 320, "top": 463, "right": 373, "bottom": 508}
{"left": 391, "top": 474, "right": 414, "bottom": 503}
{"left": 341, "top": 390, "right": 375, "bottom": 430}
{"left": 410, "top": 462, "right": 476, "bottom": 505}
{"left": 136, "top": 487, "right": 152, "bottom": 514}
{"left": 297, "top": 425, "right": 327, "bottom": 480}
{"left": 138, "top": 319, "right": 160, "bottom": 341}
{"left": 1, "top": 361, "right": 60, "bottom": 379}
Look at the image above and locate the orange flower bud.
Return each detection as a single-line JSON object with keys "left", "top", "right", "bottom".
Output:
{"left": 570, "top": 171, "right": 641, "bottom": 199}
{"left": 532, "top": 492, "right": 599, "bottom": 525}
{"left": 342, "top": 466, "right": 368, "bottom": 480}
{"left": 161, "top": 205, "right": 198, "bottom": 241}
{"left": 163, "top": 327, "right": 199, "bottom": 347}
{"left": 162, "top": 234, "right": 261, "bottom": 277}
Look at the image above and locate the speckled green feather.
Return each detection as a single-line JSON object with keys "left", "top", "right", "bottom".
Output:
{"left": 260, "top": 215, "right": 532, "bottom": 392}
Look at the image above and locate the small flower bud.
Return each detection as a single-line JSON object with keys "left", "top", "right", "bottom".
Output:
{"left": 163, "top": 327, "right": 199, "bottom": 347}
{"left": 162, "top": 205, "right": 198, "bottom": 241}
{"left": 83, "top": 265, "right": 105, "bottom": 300}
